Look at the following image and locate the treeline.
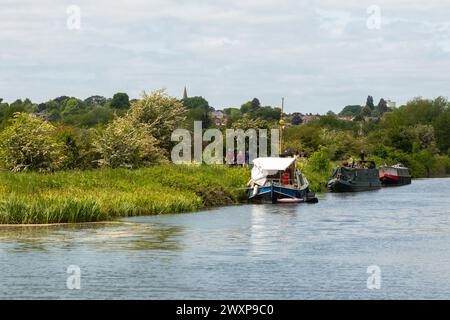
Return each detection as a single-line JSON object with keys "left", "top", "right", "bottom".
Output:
{"left": 1, "top": 90, "right": 449, "bottom": 181}
{"left": 0, "top": 92, "right": 282, "bottom": 172}
{"left": 0, "top": 93, "right": 131, "bottom": 129}
{"left": 339, "top": 95, "right": 393, "bottom": 120}
{"left": 0, "top": 90, "right": 185, "bottom": 172}
{"left": 0, "top": 94, "right": 281, "bottom": 131}
{"left": 285, "top": 96, "right": 450, "bottom": 186}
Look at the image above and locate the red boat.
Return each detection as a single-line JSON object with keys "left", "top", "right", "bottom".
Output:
{"left": 379, "top": 164, "right": 412, "bottom": 186}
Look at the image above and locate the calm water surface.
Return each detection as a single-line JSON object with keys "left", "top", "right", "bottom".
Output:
{"left": 1, "top": 178, "right": 450, "bottom": 299}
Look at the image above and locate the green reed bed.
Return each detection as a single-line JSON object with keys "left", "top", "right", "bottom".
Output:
{"left": 0, "top": 165, "right": 250, "bottom": 224}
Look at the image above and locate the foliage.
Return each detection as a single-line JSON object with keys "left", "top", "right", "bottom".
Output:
{"left": 110, "top": 92, "right": 130, "bottom": 109}
{"left": 93, "top": 117, "right": 164, "bottom": 169}
{"left": 126, "top": 90, "right": 186, "bottom": 151}
{"left": 307, "top": 146, "right": 332, "bottom": 174}
{"left": 223, "top": 108, "right": 242, "bottom": 127}
{"left": 240, "top": 98, "right": 261, "bottom": 114}
{"left": 0, "top": 93, "right": 449, "bottom": 195}
{"left": 56, "top": 126, "right": 97, "bottom": 170}
{"left": 0, "top": 99, "right": 36, "bottom": 128}
{"left": 84, "top": 95, "right": 107, "bottom": 106}
{"left": 231, "top": 114, "right": 272, "bottom": 131}
{"left": 297, "top": 146, "right": 333, "bottom": 192}
{"left": 183, "top": 96, "right": 211, "bottom": 128}
{"left": 366, "top": 95, "right": 375, "bottom": 109}
{"left": 0, "top": 113, "right": 65, "bottom": 172}
{"left": 339, "top": 105, "right": 362, "bottom": 117}
{"left": 249, "top": 106, "right": 281, "bottom": 122}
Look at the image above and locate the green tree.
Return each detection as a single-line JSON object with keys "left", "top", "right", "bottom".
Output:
{"left": 366, "top": 95, "right": 375, "bottom": 110}
{"left": 240, "top": 98, "right": 261, "bottom": 114}
{"left": 85, "top": 95, "right": 107, "bottom": 106}
{"left": 61, "top": 98, "right": 85, "bottom": 116}
{"left": 231, "top": 114, "right": 271, "bottom": 131}
{"left": 307, "top": 146, "right": 332, "bottom": 174}
{"left": 389, "top": 127, "right": 417, "bottom": 153}
{"left": 182, "top": 96, "right": 211, "bottom": 128}
{"left": 434, "top": 109, "right": 450, "bottom": 153}
{"left": 0, "top": 99, "right": 36, "bottom": 128}
{"left": 223, "top": 108, "right": 241, "bottom": 127}
{"left": 377, "top": 98, "right": 388, "bottom": 114}
{"left": 339, "top": 105, "right": 363, "bottom": 117}
{"left": 250, "top": 98, "right": 261, "bottom": 110}
{"left": 111, "top": 93, "right": 130, "bottom": 109}
{"left": 414, "top": 124, "right": 438, "bottom": 152}
{"left": 250, "top": 106, "right": 281, "bottom": 122}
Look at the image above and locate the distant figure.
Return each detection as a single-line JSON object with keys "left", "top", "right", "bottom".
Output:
{"left": 359, "top": 150, "right": 366, "bottom": 161}
{"left": 237, "top": 151, "right": 245, "bottom": 167}
{"left": 226, "top": 149, "right": 234, "bottom": 166}
{"left": 282, "top": 148, "right": 293, "bottom": 157}
{"left": 300, "top": 149, "right": 306, "bottom": 158}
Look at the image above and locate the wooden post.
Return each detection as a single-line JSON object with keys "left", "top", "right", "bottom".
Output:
{"left": 279, "top": 97, "right": 284, "bottom": 156}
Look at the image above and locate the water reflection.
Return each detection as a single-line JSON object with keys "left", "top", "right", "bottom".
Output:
{"left": 0, "top": 222, "right": 185, "bottom": 253}
{"left": 249, "top": 204, "right": 299, "bottom": 257}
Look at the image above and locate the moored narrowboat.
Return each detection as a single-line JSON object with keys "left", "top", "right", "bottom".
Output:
{"left": 247, "top": 157, "right": 318, "bottom": 204}
{"left": 379, "top": 164, "right": 412, "bottom": 186}
{"left": 327, "top": 160, "right": 382, "bottom": 192}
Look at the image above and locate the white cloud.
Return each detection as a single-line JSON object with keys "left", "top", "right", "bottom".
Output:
{"left": 0, "top": 0, "right": 449, "bottom": 112}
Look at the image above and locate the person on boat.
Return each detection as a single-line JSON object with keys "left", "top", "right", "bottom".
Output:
{"left": 282, "top": 171, "right": 290, "bottom": 185}
{"left": 360, "top": 150, "right": 366, "bottom": 161}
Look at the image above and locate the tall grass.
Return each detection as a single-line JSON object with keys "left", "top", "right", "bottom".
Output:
{"left": 0, "top": 165, "right": 250, "bottom": 224}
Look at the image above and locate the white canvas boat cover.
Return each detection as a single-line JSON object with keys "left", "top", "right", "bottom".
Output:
{"left": 251, "top": 157, "right": 296, "bottom": 186}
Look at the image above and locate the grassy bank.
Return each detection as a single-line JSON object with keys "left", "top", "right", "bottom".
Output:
{"left": 0, "top": 165, "right": 250, "bottom": 224}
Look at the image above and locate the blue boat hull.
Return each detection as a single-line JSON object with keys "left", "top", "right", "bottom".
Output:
{"left": 248, "top": 184, "right": 318, "bottom": 204}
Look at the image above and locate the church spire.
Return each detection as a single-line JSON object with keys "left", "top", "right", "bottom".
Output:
{"left": 183, "top": 86, "right": 188, "bottom": 100}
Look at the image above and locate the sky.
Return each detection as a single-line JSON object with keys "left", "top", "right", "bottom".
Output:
{"left": 1, "top": 0, "right": 449, "bottom": 114}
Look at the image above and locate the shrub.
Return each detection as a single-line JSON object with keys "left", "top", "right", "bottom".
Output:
{"left": 93, "top": 117, "right": 164, "bottom": 169}
{"left": 126, "top": 90, "right": 186, "bottom": 151}
{"left": 307, "top": 146, "right": 332, "bottom": 174}
{"left": 0, "top": 113, "right": 65, "bottom": 172}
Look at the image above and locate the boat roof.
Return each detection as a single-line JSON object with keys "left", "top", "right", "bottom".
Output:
{"left": 252, "top": 157, "right": 296, "bottom": 171}
{"left": 380, "top": 163, "right": 408, "bottom": 169}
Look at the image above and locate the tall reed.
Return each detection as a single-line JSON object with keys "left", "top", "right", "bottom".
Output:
{"left": 0, "top": 165, "right": 250, "bottom": 224}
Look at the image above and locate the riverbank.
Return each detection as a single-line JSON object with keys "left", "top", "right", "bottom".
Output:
{"left": 1, "top": 161, "right": 447, "bottom": 225}
{"left": 0, "top": 165, "right": 250, "bottom": 224}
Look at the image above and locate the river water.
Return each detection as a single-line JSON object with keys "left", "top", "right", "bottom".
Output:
{"left": 1, "top": 178, "right": 450, "bottom": 299}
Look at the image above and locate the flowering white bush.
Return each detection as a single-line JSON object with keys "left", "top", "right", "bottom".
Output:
{"left": 94, "top": 117, "right": 164, "bottom": 168}
{"left": 0, "top": 113, "right": 65, "bottom": 172}
{"left": 127, "top": 89, "right": 186, "bottom": 151}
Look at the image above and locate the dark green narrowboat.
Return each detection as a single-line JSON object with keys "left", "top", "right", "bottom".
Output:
{"left": 327, "top": 160, "right": 382, "bottom": 192}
